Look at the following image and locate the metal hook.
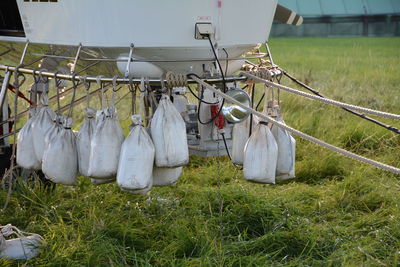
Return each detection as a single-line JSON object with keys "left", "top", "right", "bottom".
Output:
{"left": 38, "top": 69, "right": 49, "bottom": 83}
{"left": 53, "top": 71, "right": 61, "bottom": 87}
{"left": 71, "top": 73, "right": 78, "bottom": 88}
{"left": 80, "top": 75, "right": 91, "bottom": 91}
{"left": 112, "top": 75, "right": 119, "bottom": 92}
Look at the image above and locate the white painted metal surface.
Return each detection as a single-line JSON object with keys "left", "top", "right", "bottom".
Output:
{"left": 9, "top": 0, "right": 277, "bottom": 76}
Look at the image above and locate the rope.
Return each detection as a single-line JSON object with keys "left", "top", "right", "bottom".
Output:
{"left": 190, "top": 75, "right": 400, "bottom": 175}
{"left": 165, "top": 71, "right": 188, "bottom": 88}
{"left": 281, "top": 69, "right": 400, "bottom": 135}
{"left": 242, "top": 72, "right": 400, "bottom": 120}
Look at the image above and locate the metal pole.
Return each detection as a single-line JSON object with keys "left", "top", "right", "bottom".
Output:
{"left": 125, "top": 44, "right": 134, "bottom": 78}
{"left": 0, "top": 71, "right": 11, "bottom": 110}
{"left": 70, "top": 43, "right": 82, "bottom": 74}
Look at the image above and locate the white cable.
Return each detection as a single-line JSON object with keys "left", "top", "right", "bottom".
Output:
{"left": 242, "top": 72, "right": 400, "bottom": 120}
{"left": 191, "top": 75, "right": 400, "bottom": 175}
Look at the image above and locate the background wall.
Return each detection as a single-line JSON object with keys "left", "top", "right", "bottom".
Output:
{"left": 271, "top": 0, "right": 400, "bottom": 37}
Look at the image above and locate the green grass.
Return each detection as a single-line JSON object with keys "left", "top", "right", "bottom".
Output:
{"left": 1, "top": 37, "right": 400, "bottom": 266}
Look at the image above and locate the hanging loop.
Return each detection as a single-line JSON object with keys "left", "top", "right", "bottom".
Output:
{"left": 54, "top": 71, "right": 61, "bottom": 112}
{"left": 38, "top": 69, "right": 49, "bottom": 83}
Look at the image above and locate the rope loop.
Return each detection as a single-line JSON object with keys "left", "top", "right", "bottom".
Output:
{"left": 166, "top": 71, "right": 188, "bottom": 88}
{"left": 53, "top": 71, "right": 63, "bottom": 88}
{"left": 38, "top": 69, "right": 48, "bottom": 83}
{"left": 247, "top": 67, "right": 272, "bottom": 82}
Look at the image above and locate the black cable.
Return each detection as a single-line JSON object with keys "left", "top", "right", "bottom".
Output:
{"left": 186, "top": 34, "right": 228, "bottom": 125}
{"left": 220, "top": 132, "right": 243, "bottom": 170}
{"left": 186, "top": 83, "right": 219, "bottom": 105}
{"left": 255, "top": 93, "right": 265, "bottom": 110}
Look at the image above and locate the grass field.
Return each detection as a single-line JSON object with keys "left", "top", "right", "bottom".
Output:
{"left": 1, "top": 37, "right": 400, "bottom": 266}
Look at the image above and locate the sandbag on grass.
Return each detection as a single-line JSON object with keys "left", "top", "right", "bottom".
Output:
{"left": 117, "top": 115, "right": 155, "bottom": 194}
{"left": 243, "top": 123, "right": 278, "bottom": 184}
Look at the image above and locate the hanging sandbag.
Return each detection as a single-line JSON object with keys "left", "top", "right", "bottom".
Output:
{"left": 43, "top": 114, "right": 64, "bottom": 151}
{"left": 77, "top": 108, "right": 96, "bottom": 177}
{"left": 117, "top": 115, "right": 155, "bottom": 193}
{"left": 271, "top": 115, "right": 296, "bottom": 180}
{"left": 16, "top": 108, "right": 41, "bottom": 170}
{"left": 151, "top": 94, "right": 189, "bottom": 167}
{"left": 153, "top": 166, "right": 183, "bottom": 187}
{"left": 231, "top": 115, "right": 259, "bottom": 165}
{"left": 31, "top": 92, "right": 56, "bottom": 162}
{"left": 42, "top": 117, "right": 78, "bottom": 185}
{"left": 88, "top": 106, "right": 124, "bottom": 179}
{"left": 243, "top": 123, "right": 278, "bottom": 184}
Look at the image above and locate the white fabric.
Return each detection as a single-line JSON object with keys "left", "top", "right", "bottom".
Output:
{"left": 42, "top": 117, "right": 78, "bottom": 185}
{"left": 276, "top": 136, "right": 296, "bottom": 180}
{"left": 31, "top": 93, "right": 56, "bottom": 162}
{"left": 77, "top": 108, "right": 96, "bottom": 177}
{"left": 243, "top": 123, "right": 278, "bottom": 184}
{"left": 0, "top": 234, "right": 43, "bottom": 260}
{"left": 16, "top": 108, "right": 41, "bottom": 170}
{"left": 153, "top": 166, "right": 183, "bottom": 187}
{"left": 88, "top": 107, "right": 124, "bottom": 179}
{"left": 43, "top": 114, "right": 64, "bottom": 151}
{"left": 271, "top": 117, "right": 296, "bottom": 180}
{"left": 117, "top": 115, "right": 155, "bottom": 193}
{"left": 151, "top": 94, "right": 189, "bottom": 167}
{"left": 231, "top": 116, "right": 259, "bottom": 165}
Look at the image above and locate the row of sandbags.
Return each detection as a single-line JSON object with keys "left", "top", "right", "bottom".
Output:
{"left": 231, "top": 107, "right": 296, "bottom": 184}
{"left": 16, "top": 91, "right": 189, "bottom": 194}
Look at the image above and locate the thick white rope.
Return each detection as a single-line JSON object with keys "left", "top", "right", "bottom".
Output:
{"left": 242, "top": 72, "right": 400, "bottom": 120}
{"left": 191, "top": 76, "right": 400, "bottom": 175}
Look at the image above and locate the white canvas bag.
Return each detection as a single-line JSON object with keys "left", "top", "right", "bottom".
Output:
{"left": 31, "top": 92, "right": 56, "bottom": 162}
{"left": 231, "top": 116, "right": 259, "bottom": 165}
{"left": 42, "top": 117, "right": 78, "bottom": 185}
{"left": 271, "top": 115, "right": 296, "bottom": 180}
{"left": 76, "top": 108, "right": 96, "bottom": 177}
{"left": 151, "top": 94, "right": 189, "bottom": 167}
{"left": 16, "top": 108, "right": 41, "bottom": 170}
{"left": 87, "top": 106, "right": 124, "bottom": 179}
{"left": 243, "top": 123, "right": 278, "bottom": 184}
{"left": 117, "top": 114, "right": 155, "bottom": 193}
{"left": 153, "top": 166, "right": 183, "bottom": 187}
{"left": 0, "top": 224, "right": 43, "bottom": 261}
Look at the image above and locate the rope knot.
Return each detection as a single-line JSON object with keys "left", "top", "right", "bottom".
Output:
{"left": 166, "top": 71, "right": 188, "bottom": 88}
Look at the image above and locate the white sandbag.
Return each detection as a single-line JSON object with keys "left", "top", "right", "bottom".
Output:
{"left": 42, "top": 117, "right": 78, "bottom": 185}
{"left": 16, "top": 108, "right": 41, "bottom": 170}
{"left": 43, "top": 114, "right": 64, "bottom": 151}
{"left": 117, "top": 115, "right": 155, "bottom": 194}
{"left": 0, "top": 224, "right": 43, "bottom": 261}
{"left": 0, "top": 235, "right": 43, "bottom": 260}
{"left": 90, "top": 178, "right": 115, "bottom": 185}
{"left": 31, "top": 93, "right": 56, "bottom": 162}
{"left": 276, "top": 136, "right": 296, "bottom": 180}
{"left": 121, "top": 178, "right": 152, "bottom": 195}
{"left": 231, "top": 116, "right": 259, "bottom": 165}
{"left": 243, "top": 123, "right": 278, "bottom": 184}
{"left": 271, "top": 117, "right": 296, "bottom": 180}
{"left": 151, "top": 94, "right": 189, "bottom": 167}
{"left": 153, "top": 166, "right": 183, "bottom": 187}
{"left": 88, "top": 107, "right": 124, "bottom": 179}
{"left": 76, "top": 108, "right": 96, "bottom": 177}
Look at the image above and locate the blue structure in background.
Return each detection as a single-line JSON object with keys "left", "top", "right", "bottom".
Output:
{"left": 271, "top": 0, "right": 400, "bottom": 36}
